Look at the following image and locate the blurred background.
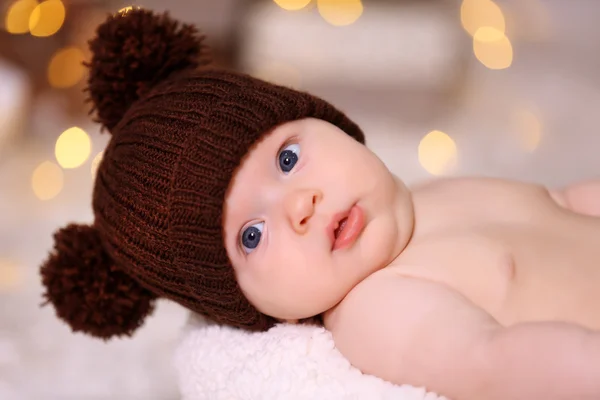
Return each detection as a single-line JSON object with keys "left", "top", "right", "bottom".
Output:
{"left": 0, "top": 0, "right": 599, "bottom": 398}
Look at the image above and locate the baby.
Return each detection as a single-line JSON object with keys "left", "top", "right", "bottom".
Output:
{"left": 40, "top": 9, "right": 600, "bottom": 400}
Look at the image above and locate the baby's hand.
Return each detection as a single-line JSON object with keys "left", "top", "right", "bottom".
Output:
{"left": 329, "top": 272, "right": 600, "bottom": 400}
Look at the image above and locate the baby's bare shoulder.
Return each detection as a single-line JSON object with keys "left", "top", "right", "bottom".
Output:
{"left": 326, "top": 271, "right": 499, "bottom": 398}
{"left": 413, "top": 176, "right": 549, "bottom": 196}
{"left": 327, "top": 269, "right": 497, "bottom": 338}
{"left": 410, "top": 176, "right": 556, "bottom": 225}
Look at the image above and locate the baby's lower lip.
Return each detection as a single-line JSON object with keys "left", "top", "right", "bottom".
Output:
{"left": 332, "top": 205, "right": 365, "bottom": 251}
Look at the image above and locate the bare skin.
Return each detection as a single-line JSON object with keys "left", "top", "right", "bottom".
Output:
{"left": 223, "top": 117, "right": 600, "bottom": 400}
{"left": 395, "top": 177, "right": 600, "bottom": 330}
{"left": 327, "top": 177, "right": 600, "bottom": 400}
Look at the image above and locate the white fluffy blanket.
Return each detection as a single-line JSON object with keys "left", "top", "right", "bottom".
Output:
{"left": 174, "top": 314, "right": 446, "bottom": 400}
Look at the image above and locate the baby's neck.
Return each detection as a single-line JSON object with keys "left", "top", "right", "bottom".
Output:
{"left": 386, "top": 174, "right": 417, "bottom": 266}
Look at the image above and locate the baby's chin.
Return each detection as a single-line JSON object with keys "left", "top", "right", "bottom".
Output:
{"left": 267, "top": 297, "right": 345, "bottom": 323}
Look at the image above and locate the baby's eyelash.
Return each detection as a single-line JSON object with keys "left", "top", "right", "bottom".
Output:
{"left": 279, "top": 135, "right": 300, "bottom": 152}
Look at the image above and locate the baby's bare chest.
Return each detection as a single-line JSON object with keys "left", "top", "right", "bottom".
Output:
{"left": 394, "top": 223, "right": 600, "bottom": 328}
{"left": 395, "top": 180, "right": 600, "bottom": 328}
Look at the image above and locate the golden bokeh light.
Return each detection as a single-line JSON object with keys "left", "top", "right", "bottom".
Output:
{"left": 317, "top": 0, "right": 363, "bottom": 27}
{"left": 273, "top": 0, "right": 312, "bottom": 11}
{"left": 473, "top": 27, "right": 513, "bottom": 69}
{"left": 418, "top": 130, "right": 458, "bottom": 176}
{"left": 118, "top": 5, "right": 141, "bottom": 14}
{"left": 47, "top": 46, "right": 86, "bottom": 89}
{"left": 29, "top": 0, "right": 65, "bottom": 37}
{"left": 32, "top": 161, "right": 64, "bottom": 200}
{"left": 4, "top": 0, "right": 38, "bottom": 34}
{"left": 513, "top": 108, "right": 542, "bottom": 152}
{"left": 55, "top": 127, "right": 92, "bottom": 169}
{"left": 460, "top": 0, "right": 505, "bottom": 36}
{"left": 91, "top": 151, "right": 104, "bottom": 178}
{"left": 0, "top": 259, "right": 21, "bottom": 291}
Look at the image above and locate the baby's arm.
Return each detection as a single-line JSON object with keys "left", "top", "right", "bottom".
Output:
{"left": 550, "top": 178, "right": 600, "bottom": 216}
{"left": 330, "top": 274, "right": 600, "bottom": 400}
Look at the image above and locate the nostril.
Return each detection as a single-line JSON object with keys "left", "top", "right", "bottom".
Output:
{"left": 312, "top": 195, "right": 318, "bottom": 205}
{"left": 300, "top": 217, "right": 308, "bottom": 225}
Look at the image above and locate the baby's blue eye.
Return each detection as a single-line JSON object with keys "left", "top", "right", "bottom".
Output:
{"left": 241, "top": 222, "right": 264, "bottom": 254}
{"left": 278, "top": 143, "right": 300, "bottom": 173}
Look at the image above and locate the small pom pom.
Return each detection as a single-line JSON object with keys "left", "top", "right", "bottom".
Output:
{"left": 85, "top": 8, "right": 211, "bottom": 133}
{"left": 40, "top": 224, "right": 157, "bottom": 340}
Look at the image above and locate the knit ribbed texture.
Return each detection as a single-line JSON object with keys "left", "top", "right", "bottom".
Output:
{"left": 94, "top": 68, "right": 365, "bottom": 331}
{"left": 39, "top": 9, "right": 365, "bottom": 338}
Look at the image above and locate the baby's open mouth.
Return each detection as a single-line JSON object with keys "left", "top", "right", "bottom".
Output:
{"left": 329, "top": 205, "right": 365, "bottom": 251}
{"left": 333, "top": 217, "right": 348, "bottom": 239}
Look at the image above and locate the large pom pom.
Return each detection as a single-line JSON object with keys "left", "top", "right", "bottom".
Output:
{"left": 85, "top": 8, "right": 211, "bottom": 133}
{"left": 40, "top": 224, "right": 157, "bottom": 340}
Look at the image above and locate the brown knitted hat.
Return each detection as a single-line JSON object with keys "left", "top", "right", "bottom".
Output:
{"left": 39, "top": 8, "right": 365, "bottom": 339}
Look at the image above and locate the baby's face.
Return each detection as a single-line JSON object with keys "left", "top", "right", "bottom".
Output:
{"left": 223, "top": 118, "right": 414, "bottom": 321}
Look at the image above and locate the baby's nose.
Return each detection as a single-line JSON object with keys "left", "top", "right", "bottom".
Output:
{"left": 284, "top": 188, "right": 322, "bottom": 234}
